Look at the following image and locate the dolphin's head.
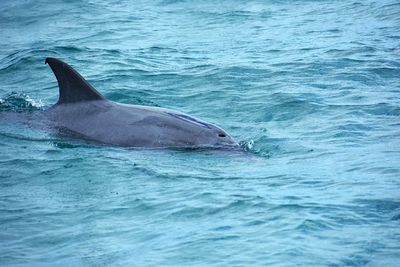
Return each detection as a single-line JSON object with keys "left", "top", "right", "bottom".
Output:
{"left": 199, "top": 124, "right": 239, "bottom": 148}
{"left": 164, "top": 112, "right": 240, "bottom": 149}
{"left": 183, "top": 125, "right": 240, "bottom": 149}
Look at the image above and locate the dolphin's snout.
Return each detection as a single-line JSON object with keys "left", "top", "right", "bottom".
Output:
{"left": 215, "top": 130, "right": 239, "bottom": 147}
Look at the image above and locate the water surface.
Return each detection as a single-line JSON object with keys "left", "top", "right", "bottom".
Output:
{"left": 1, "top": 0, "right": 400, "bottom": 266}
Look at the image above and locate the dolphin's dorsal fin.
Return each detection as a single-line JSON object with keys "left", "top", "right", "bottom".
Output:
{"left": 45, "top": 57, "right": 105, "bottom": 104}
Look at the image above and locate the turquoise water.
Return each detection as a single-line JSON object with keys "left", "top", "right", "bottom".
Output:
{"left": 1, "top": 0, "right": 400, "bottom": 266}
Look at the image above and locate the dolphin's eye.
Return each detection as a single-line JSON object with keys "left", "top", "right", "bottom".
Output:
{"left": 218, "top": 133, "right": 226, "bottom": 138}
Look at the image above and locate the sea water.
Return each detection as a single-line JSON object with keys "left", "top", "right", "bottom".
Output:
{"left": 0, "top": 0, "right": 399, "bottom": 266}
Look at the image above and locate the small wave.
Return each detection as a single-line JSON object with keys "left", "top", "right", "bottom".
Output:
{"left": 367, "top": 67, "right": 400, "bottom": 79}
{"left": 0, "top": 52, "right": 36, "bottom": 71}
{"left": 0, "top": 46, "right": 122, "bottom": 73}
{"left": 295, "top": 218, "right": 335, "bottom": 233}
{"left": 240, "top": 137, "right": 283, "bottom": 158}
{"left": 0, "top": 92, "right": 43, "bottom": 113}
{"left": 105, "top": 91, "right": 160, "bottom": 106}
{"left": 240, "top": 132, "right": 315, "bottom": 159}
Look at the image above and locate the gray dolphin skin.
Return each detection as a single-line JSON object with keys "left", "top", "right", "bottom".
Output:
{"left": 42, "top": 57, "right": 239, "bottom": 148}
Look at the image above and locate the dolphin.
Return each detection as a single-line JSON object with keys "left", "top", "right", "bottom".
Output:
{"left": 36, "top": 57, "right": 239, "bottom": 148}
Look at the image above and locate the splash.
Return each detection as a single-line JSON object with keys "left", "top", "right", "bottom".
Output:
{"left": 0, "top": 92, "right": 43, "bottom": 113}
